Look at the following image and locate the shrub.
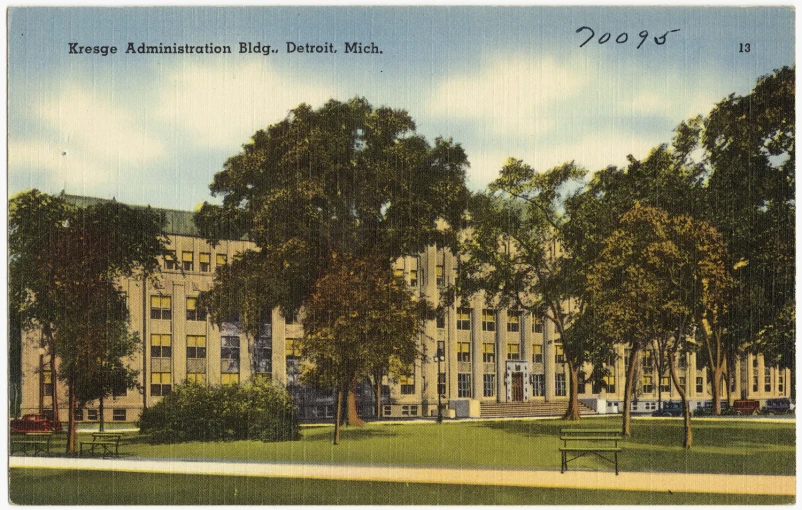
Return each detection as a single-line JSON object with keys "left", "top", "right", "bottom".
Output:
{"left": 139, "top": 379, "right": 300, "bottom": 443}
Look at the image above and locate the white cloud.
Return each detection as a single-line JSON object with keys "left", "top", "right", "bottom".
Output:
{"left": 158, "top": 61, "right": 337, "bottom": 151}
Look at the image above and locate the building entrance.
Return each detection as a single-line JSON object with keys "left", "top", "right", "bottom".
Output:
{"left": 504, "top": 360, "right": 531, "bottom": 402}
{"left": 511, "top": 373, "right": 524, "bottom": 401}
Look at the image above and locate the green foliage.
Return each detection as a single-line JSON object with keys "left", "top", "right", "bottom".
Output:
{"left": 138, "top": 380, "right": 300, "bottom": 443}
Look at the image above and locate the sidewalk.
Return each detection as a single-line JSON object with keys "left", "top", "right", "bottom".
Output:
{"left": 10, "top": 456, "right": 795, "bottom": 496}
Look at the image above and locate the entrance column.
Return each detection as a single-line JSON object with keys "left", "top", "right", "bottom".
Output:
{"left": 495, "top": 309, "right": 507, "bottom": 401}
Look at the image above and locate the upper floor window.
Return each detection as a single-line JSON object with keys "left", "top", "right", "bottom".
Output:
{"left": 507, "top": 343, "right": 520, "bottom": 360}
{"left": 164, "top": 250, "right": 177, "bottom": 270}
{"left": 199, "top": 252, "right": 211, "bottom": 272}
{"left": 532, "top": 318, "right": 543, "bottom": 334}
{"left": 285, "top": 338, "right": 302, "bottom": 358}
{"left": 182, "top": 251, "right": 194, "bottom": 271}
{"left": 507, "top": 311, "right": 521, "bottom": 332}
{"left": 216, "top": 253, "right": 227, "bottom": 267}
{"left": 482, "top": 343, "right": 495, "bottom": 363}
{"left": 481, "top": 309, "right": 496, "bottom": 332}
{"left": 150, "top": 295, "right": 172, "bottom": 320}
{"left": 532, "top": 344, "right": 543, "bottom": 364}
{"left": 186, "top": 297, "right": 207, "bottom": 321}
{"left": 457, "top": 342, "right": 471, "bottom": 362}
{"left": 436, "top": 265, "right": 444, "bottom": 286}
{"left": 555, "top": 343, "right": 565, "bottom": 363}
{"left": 151, "top": 334, "right": 172, "bottom": 358}
{"left": 456, "top": 308, "right": 471, "bottom": 330}
{"left": 409, "top": 269, "right": 418, "bottom": 287}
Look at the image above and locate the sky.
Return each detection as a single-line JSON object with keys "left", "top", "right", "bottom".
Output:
{"left": 7, "top": 6, "right": 795, "bottom": 212}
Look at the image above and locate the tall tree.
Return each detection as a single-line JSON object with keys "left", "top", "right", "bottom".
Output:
{"left": 301, "top": 252, "right": 429, "bottom": 444}
{"left": 195, "top": 98, "right": 470, "bottom": 433}
{"left": 460, "top": 160, "right": 612, "bottom": 420}
{"left": 702, "top": 66, "right": 795, "bottom": 391}
{"left": 9, "top": 190, "right": 166, "bottom": 452}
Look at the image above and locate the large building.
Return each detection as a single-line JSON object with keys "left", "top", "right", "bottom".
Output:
{"left": 19, "top": 197, "right": 792, "bottom": 423}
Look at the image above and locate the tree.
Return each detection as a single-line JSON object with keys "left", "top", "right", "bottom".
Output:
{"left": 702, "top": 66, "right": 795, "bottom": 394}
{"left": 9, "top": 190, "right": 166, "bottom": 452}
{"left": 195, "top": 98, "right": 470, "bottom": 436}
{"left": 460, "top": 160, "right": 612, "bottom": 420}
{"left": 301, "top": 253, "right": 429, "bottom": 444}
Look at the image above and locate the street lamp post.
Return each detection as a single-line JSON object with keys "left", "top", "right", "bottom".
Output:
{"left": 436, "top": 348, "right": 445, "bottom": 423}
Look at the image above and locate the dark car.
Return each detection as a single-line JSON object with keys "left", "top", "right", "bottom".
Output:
{"left": 732, "top": 399, "right": 760, "bottom": 415}
{"left": 652, "top": 401, "right": 685, "bottom": 417}
{"left": 763, "top": 398, "right": 794, "bottom": 414}
{"left": 10, "top": 413, "right": 63, "bottom": 433}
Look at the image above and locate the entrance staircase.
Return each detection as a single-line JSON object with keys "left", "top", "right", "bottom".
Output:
{"left": 479, "top": 400, "right": 597, "bottom": 418}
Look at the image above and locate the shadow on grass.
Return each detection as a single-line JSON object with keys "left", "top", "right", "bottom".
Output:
{"left": 300, "top": 425, "right": 396, "bottom": 442}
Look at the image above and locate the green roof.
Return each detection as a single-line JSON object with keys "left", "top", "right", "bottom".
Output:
{"left": 62, "top": 194, "right": 202, "bottom": 237}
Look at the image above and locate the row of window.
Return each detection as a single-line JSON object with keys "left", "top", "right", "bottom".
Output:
{"left": 72, "top": 408, "right": 127, "bottom": 421}
{"left": 450, "top": 308, "right": 541, "bottom": 333}
{"left": 150, "top": 296, "right": 208, "bottom": 321}
{"left": 164, "top": 251, "right": 227, "bottom": 272}
{"left": 150, "top": 334, "right": 245, "bottom": 396}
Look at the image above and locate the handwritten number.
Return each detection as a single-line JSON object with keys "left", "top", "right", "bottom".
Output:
{"left": 637, "top": 30, "right": 649, "bottom": 49}
{"left": 576, "top": 26, "right": 595, "bottom": 48}
{"left": 616, "top": 32, "right": 628, "bottom": 44}
{"left": 598, "top": 32, "right": 611, "bottom": 44}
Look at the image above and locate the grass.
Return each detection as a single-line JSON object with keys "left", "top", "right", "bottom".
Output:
{"left": 37, "top": 417, "right": 795, "bottom": 475}
{"left": 9, "top": 469, "right": 794, "bottom": 505}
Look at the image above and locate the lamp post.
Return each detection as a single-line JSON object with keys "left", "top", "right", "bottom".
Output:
{"left": 38, "top": 346, "right": 46, "bottom": 415}
{"left": 436, "top": 348, "right": 445, "bottom": 423}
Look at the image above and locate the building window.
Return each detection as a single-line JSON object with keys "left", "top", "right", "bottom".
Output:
{"left": 764, "top": 366, "right": 772, "bottom": 392}
{"left": 533, "top": 374, "right": 545, "bottom": 396}
{"left": 151, "top": 334, "right": 172, "bottom": 358}
{"left": 409, "top": 269, "right": 418, "bottom": 287}
{"left": 216, "top": 253, "right": 227, "bottom": 266}
{"left": 221, "top": 336, "right": 240, "bottom": 385}
{"left": 151, "top": 371, "right": 172, "bottom": 396}
{"left": 778, "top": 372, "right": 784, "bottom": 393}
{"left": 642, "top": 376, "right": 654, "bottom": 394}
{"left": 507, "top": 311, "right": 520, "bottom": 332}
{"left": 555, "top": 374, "right": 566, "bottom": 396}
{"left": 399, "top": 372, "right": 415, "bottom": 395}
{"left": 577, "top": 372, "right": 586, "bottom": 394}
{"left": 481, "top": 309, "right": 496, "bottom": 332}
{"left": 112, "top": 378, "right": 128, "bottom": 397}
{"left": 457, "top": 374, "right": 471, "bottom": 398}
{"left": 507, "top": 343, "right": 520, "bottom": 360}
{"left": 483, "top": 374, "right": 495, "bottom": 397}
{"left": 555, "top": 344, "right": 565, "bottom": 363}
{"left": 285, "top": 338, "right": 302, "bottom": 358}
{"left": 642, "top": 350, "right": 654, "bottom": 369}
{"left": 456, "top": 308, "right": 471, "bottom": 330}
{"left": 164, "top": 250, "right": 177, "bottom": 270}
{"left": 186, "top": 297, "right": 207, "bottom": 321}
{"left": 199, "top": 252, "right": 211, "bottom": 272}
{"left": 678, "top": 352, "right": 688, "bottom": 369}
{"left": 436, "top": 315, "right": 445, "bottom": 329}
{"left": 533, "top": 318, "right": 543, "bottom": 334}
{"left": 87, "top": 409, "right": 98, "bottom": 421}
{"left": 482, "top": 343, "right": 495, "bottom": 363}
{"left": 113, "top": 409, "right": 126, "bottom": 421}
{"left": 438, "top": 372, "right": 446, "bottom": 397}
{"left": 605, "top": 373, "right": 616, "bottom": 394}
{"left": 679, "top": 376, "right": 686, "bottom": 391}
{"left": 43, "top": 369, "right": 54, "bottom": 397}
{"left": 150, "top": 295, "right": 172, "bottom": 320}
{"left": 186, "top": 335, "right": 207, "bottom": 384}
{"left": 182, "top": 251, "right": 194, "bottom": 271}
{"left": 254, "top": 333, "right": 272, "bottom": 377}
{"left": 393, "top": 267, "right": 404, "bottom": 280}
{"left": 457, "top": 342, "right": 471, "bottom": 362}
{"left": 696, "top": 376, "right": 704, "bottom": 394}
{"left": 532, "top": 344, "right": 543, "bottom": 364}
{"left": 660, "top": 376, "right": 671, "bottom": 393}
{"left": 436, "top": 265, "right": 444, "bottom": 286}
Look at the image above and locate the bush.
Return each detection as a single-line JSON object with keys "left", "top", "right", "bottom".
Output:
{"left": 139, "top": 379, "right": 300, "bottom": 443}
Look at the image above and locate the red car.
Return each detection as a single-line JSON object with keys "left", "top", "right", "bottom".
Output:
{"left": 10, "top": 414, "right": 63, "bottom": 433}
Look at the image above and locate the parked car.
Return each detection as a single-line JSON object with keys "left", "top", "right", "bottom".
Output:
{"left": 652, "top": 401, "right": 685, "bottom": 417}
{"left": 763, "top": 398, "right": 794, "bottom": 414}
{"left": 731, "top": 399, "right": 760, "bottom": 415}
{"left": 10, "top": 413, "right": 63, "bottom": 433}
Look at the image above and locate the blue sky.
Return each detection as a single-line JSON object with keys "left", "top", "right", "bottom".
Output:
{"left": 7, "top": 6, "right": 795, "bottom": 211}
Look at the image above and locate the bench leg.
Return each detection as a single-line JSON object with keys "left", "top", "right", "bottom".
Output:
{"left": 615, "top": 451, "right": 618, "bottom": 476}
{"left": 561, "top": 451, "right": 565, "bottom": 473}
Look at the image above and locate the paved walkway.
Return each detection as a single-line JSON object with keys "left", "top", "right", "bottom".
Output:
{"left": 9, "top": 456, "right": 795, "bottom": 496}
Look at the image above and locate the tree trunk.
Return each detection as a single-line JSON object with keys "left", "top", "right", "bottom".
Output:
{"left": 622, "top": 345, "right": 640, "bottom": 437}
{"left": 346, "top": 377, "right": 365, "bottom": 427}
{"left": 374, "top": 372, "right": 383, "bottom": 419}
{"left": 711, "top": 365, "right": 724, "bottom": 415}
{"left": 333, "top": 386, "right": 343, "bottom": 445}
{"left": 668, "top": 352, "right": 692, "bottom": 448}
{"left": 49, "top": 348, "right": 60, "bottom": 426}
{"left": 67, "top": 381, "right": 77, "bottom": 453}
{"left": 563, "top": 362, "right": 580, "bottom": 421}
{"left": 99, "top": 394, "right": 105, "bottom": 432}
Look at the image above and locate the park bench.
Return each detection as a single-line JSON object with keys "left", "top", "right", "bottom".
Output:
{"left": 11, "top": 432, "right": 53, "bottom": 456}
{"left": 559, "top": 428, "right": 623, "bottom": 475}
{"left": 80, "top": 432, "right": 122, "bottom": 458}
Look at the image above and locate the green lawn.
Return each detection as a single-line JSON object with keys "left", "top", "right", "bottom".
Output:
{"left": 9, "top": 469, "right": 793, "bottom": 505}
{"left": 44, "top": 417, "right": 796, "bottom": 475}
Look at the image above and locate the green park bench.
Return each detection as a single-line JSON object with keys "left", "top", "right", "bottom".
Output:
{"left": 559, "top": 428, "right": 623, "bottom": 475}
{"left": 80, "top": 432, "right": 122, "bottom": 458}
{"left": 11, "top": 432, "right": 53, "bottom": 456}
